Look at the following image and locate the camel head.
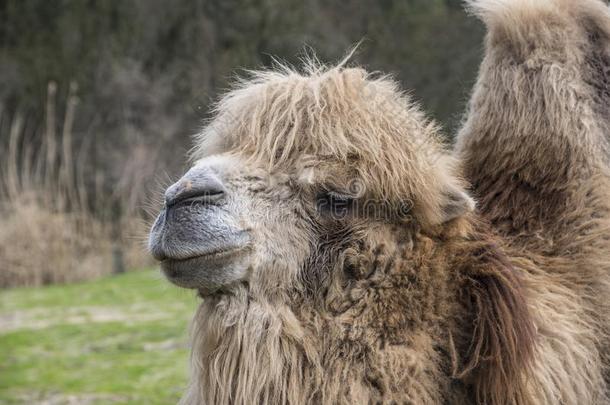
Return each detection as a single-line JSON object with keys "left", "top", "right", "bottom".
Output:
{"left": 149, "top": 64, "right": 475, "bottom": 298}
{"left": 148, "top": 62, "right": 538, "bottom": 405}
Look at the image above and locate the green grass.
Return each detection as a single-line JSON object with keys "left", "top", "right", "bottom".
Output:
{"left": 0, "top": 270, "right": 199, "bottom": 404}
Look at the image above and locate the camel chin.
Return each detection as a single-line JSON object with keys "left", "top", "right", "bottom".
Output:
{"left": 160, "top": 250, "right": 249, "bottom": 294}
{"left": 148, "top": 200, "right": 251, "bottom": 294}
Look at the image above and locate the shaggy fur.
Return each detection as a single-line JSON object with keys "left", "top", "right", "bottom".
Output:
{"left": 457, "top": 0, "right": 610, "bottom": 402}
{"left": 167, "top": 0, "right": 610, "bottom": 403}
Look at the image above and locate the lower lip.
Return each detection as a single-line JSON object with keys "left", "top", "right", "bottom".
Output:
{"left": 161, "top": 246, "right": 247, "bottom": 270}
{"left": 167, "top": 245, "right": 245, "bottom": 261}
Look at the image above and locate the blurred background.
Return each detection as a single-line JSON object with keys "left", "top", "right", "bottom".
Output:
{"left": 0, "top": 0, "right": 483, "bottom": 403}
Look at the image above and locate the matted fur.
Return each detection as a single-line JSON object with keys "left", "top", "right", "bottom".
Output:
{"left": 172, "top": 0, "right": 610, "bottom": 404}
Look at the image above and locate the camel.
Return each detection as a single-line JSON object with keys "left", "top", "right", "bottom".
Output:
{"left": 148, "top": 0, "right": 610, "bottom": 403}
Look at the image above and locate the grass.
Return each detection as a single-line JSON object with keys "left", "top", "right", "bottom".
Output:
{"left": 0, "top": 269, "right": 199, "bottom": 404}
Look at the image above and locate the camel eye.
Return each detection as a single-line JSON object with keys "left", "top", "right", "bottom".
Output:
{"left": 316, "top": 191, "right": 354, "bottom": 219}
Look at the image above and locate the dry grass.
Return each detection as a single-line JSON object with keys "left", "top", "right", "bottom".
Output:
{"left": 0, "top": 82, "right": 153, "bottom": 288}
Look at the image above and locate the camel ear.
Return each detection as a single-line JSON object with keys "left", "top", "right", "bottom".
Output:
{"left": 433, "top": 155, "right": 475, "bottom": 223}
{"left": 456, "top": 240, "right": 536, "bottom": 404}
{"left": 440, "top": 186, "right": 475, "bottom": 223}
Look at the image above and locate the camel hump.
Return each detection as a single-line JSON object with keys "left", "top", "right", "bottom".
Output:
{"left": 456, "top": 0, "right": 610, "bottom": 236}
{"left": 465, "top": 0, "right": 610, "bottom": 37}
{"left": 465, "top": 0, "right": 610, "bottom": 143}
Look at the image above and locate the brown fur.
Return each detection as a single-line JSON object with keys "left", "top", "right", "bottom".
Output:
{"left": 168, "top": 0, "right": 610, "bottom": 403}
{"left": 452, "top": 225, "right": 535, "bottom": 404}
{"left": 458, "top": 0, "right": 610, "bottom": 402}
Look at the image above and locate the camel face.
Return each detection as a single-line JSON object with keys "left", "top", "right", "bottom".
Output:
{"left": 148, "top": 66, "right": 474, "bottom": 297}
{"left": 149, "top": 153, "right": 315, "bottom": 296}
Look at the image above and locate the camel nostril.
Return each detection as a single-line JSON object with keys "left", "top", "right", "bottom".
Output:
{"left": 165, "top": 170, "right": 226, "bottom": 207}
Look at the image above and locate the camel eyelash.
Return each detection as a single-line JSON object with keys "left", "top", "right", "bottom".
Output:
{"left": 315, "top": 190, "right": 355, "bottom": 217}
